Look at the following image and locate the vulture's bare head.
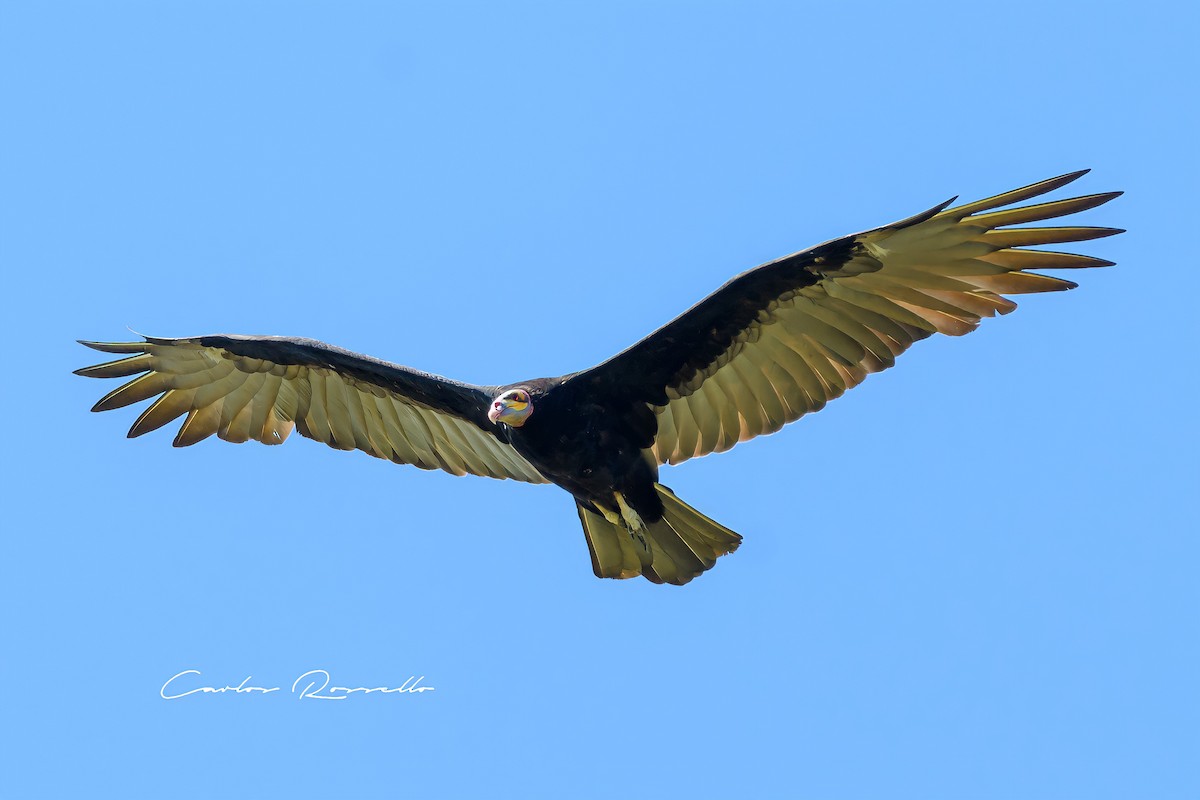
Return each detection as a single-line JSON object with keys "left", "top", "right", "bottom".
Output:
{"left": 488, "top": 388, "right": 533, "bottom": 427}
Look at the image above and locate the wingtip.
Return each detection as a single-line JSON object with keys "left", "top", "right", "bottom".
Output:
{"left": 881, "top": 196, "right": 958, "bottom": 232}
{"left": 1078, "top": 190, "right": 1123, "bottom": 210}
{"left": 77, "top": 339, "right": 150, "bottom": 354}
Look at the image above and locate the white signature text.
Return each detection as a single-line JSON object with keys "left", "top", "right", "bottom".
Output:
{"left": 160, "top": 669, "right": 434, "bottom": 700}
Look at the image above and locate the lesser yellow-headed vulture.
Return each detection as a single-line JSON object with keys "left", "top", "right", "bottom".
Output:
{"left": 77, "top": 170, "right": 1121, "bottom": 585}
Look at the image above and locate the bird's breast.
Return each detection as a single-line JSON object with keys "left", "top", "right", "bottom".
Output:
{"left": 506, "top": 399, "right": 651, "bottom": 504}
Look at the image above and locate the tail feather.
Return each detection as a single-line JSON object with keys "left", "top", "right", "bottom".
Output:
{"left": 577, "top": 485, "right": 742, "bottom": 586}
{"left": 577, "top": 503, "right": 656, "bottom": 582}
{"left": 657, "top": 485, "right": 742, "bottom": 553}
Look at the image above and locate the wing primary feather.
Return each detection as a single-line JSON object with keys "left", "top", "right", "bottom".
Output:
{"left": 73, "top": 354, "right": 154, "bottom": 379}
{"left": 886, "top": 300, "right": 977, "bottom": 336}
{"left": 966, "top": 192, "right": 1122, "bottom": 228}
{"left": 188, "top": 362, "right": 242, "bottom": 409}
{"left": 979, "top": 249, "right": 1116, "bottom": 270}
{"left": 77, "top": 340, "right": 149, "bottom": 355}
{"left": 840, "top": 275, "right": 978, "bottom": 325}
{"left": 798, "top": 298, "right": 898, "bottom": 368}
{"left": 981, "top": 226, "right": 1124, "bottom": 247}
{"left": 174, "top": 404, "right": 224, "bottom": 447}
{"left": 91, "top": 372, "right": 175, "bottom": 412}
{"left": 216, "top": 372, "right": 263, "bottom": 438}
{"left": 225, "top": 400, "right": 257, "bottom": 443}
{"left": 220, "top": 372, "right": 267, "bottom": 443}
{"left": 823, "top": 281, "right": 940, "bottom": 333}
{"left": 128, "top": 389, "right": 197, "bottom": 438}
{"left": 940, "top": 170, "right": 1091, "bottom": 217}
{"left": 917, "top": 288, "right": 1015, "bottom": 318}
{"left": 963, "top": 271, "right": 1077, "bottom": 294}
{"left": 819, "top": 294, "right": 917, "bottom": 353}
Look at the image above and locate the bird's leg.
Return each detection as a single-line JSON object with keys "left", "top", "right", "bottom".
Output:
{"left": 614, "top": 492, "right": 644, "bottom": 530}
{"left": 595, "top": 497, "right": 649, "bottom": 552}
{"left": 598, "top": 505, "right": 623, "bottom": 526}
{"left": 614, "top": 492, "right": 649, "bottom": 551}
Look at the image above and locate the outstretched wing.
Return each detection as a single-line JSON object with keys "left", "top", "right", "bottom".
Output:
{"left": 76, "top": 335, "right": 548, "bottom": 483}
{"left": 572, "top": 170, "right": 1122, "bottom": 466}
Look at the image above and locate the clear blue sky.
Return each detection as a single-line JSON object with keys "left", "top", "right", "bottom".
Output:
{"left": 3, "top": 2, "right": 1196, "bottom": 798}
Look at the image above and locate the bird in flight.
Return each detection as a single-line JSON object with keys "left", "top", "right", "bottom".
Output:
{"left": 77, "top": 170, "right": 1120, "bottom": 585}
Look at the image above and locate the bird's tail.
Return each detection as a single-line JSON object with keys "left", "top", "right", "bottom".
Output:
{"left": 576, "top": 485, "right": 742, "bottom": 586}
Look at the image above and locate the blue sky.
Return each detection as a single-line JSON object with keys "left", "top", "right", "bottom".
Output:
{"left": 3, "top": 2, "right": 1196, "bottom": 798}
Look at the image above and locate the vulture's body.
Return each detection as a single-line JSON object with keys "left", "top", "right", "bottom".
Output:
{"left": 77, "top": 171, "right": 1121, "bottom": 585}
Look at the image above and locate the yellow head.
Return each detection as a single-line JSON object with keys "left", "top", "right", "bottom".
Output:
{"left": 487, "top": 388, "right": 533, "bottom": 427}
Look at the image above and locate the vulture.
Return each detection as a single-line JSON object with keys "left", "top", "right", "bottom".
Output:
{"left": 77, "top": 170, "right": 1121, "bottom": 586}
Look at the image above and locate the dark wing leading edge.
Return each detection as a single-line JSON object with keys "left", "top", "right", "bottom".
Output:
{"left": 571, "top": 170, "right": 1122, "bottom": 466}
{"left": 75, "top": 335, "right": 548, "bottom": 483}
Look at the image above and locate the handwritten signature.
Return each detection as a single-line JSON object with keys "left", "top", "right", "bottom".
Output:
{"left": 161, "top": 669, "right": 434, "bottom": 700}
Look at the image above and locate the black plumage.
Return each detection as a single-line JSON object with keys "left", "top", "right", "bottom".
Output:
{"left": 76, "top": 171, "right": 1121, "bottom": 585}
